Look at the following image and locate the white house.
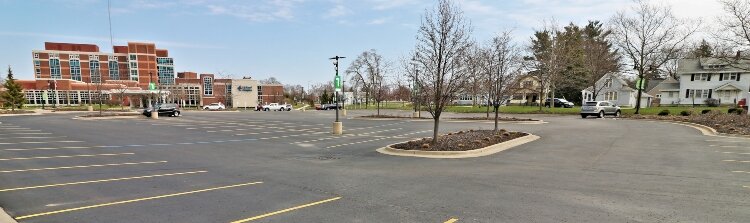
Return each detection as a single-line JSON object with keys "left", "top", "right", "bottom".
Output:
{"left": 581, "top": 73, "right": 652, "bottom": 107}
{"left": 665, "top": 58, "right": 750, "bottom": 105}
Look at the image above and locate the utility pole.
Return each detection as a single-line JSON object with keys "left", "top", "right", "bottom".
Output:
{"left": 330, "top": 56, "right": 345, "bottom": 135}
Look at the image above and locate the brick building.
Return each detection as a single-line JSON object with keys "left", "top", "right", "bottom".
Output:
{"left": 23, "top": 41, "right": 284, "bottom": 108}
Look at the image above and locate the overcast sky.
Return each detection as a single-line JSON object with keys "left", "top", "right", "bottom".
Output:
{"left": 0, "top": 0, "right": 726, "bottom": 85}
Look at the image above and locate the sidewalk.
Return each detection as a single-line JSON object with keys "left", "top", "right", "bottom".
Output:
{"left": 0, "top": 207, "right": 16, "bottom": 223}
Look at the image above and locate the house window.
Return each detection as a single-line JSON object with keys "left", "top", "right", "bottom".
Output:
{"left": 109, "top": 61, "right": 119, "bottom": 80}
{"left": 70, "top": 59, "right": 81, "bottom": 81}
{"left": 33, "top": 53, "right": 39, "bottom": 59}
{"left": 203, "top": 77, "right": 213, "bottom": 95}
{"left": 656, "top": 94, "right": 662, "bottom": 98}
{"left": 34, "top": 60, "right": 40, "bottom": 67}
{"left": 605, "top": 92, "right": 618, "bottom": 101}
{"left": 522, "top": 81, "right": 533, "bottom": 88}
{"left": 722, "top": 73, "right": 739, "bottom": 81}
{"left": 50, "top": 58, "right": 61, "bottom": 79}
{"left": 689, "top": 89, "right": 710, "bottom": 98}
{"left": 90, "top": 60, "right": 101, "bottom": 83}
{"left": 604, "top": 78, "right": 612, "bottom": 88}
{"left": 699, "top": 73, "right": 710, "bottom": 81}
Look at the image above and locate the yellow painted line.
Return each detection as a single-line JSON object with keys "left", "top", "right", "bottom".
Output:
{"left": 230, "top": 197, "right": 341, "bottom": 223}
{"left": 0, "top": 153, "right": 134, "bottom": 161}
{"left": 16, "top": 181, "right": 264, "bottom": 220}
{"left": 0, "top": 171, "right": 208, "bottom": 192}
{"left": 444, "top": 218, "right": 459, "bottom": 223}
{"left": 723, "top": 160, "right": 750, "bottom": 163}
{"left": 0, "top": 161, "right": 168, "bottom": 173}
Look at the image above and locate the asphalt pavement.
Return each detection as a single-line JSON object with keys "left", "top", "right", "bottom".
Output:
{"left": 0, "top": 109, "right": 748, "bottom": 222}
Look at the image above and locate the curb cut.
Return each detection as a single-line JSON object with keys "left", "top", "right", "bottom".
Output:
{"left": 0, "top": 207, "right": 17, "bottom": 223}
{"left": 376, "top": 133, "right": 540, "bottom": 159}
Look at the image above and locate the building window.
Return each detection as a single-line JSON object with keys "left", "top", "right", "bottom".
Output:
{"left": 89, "top": 54, "right": 98, "bottom": 61}
{"left": 605, "top": 91, "right": 618, "bottom": 101}
{"left": 604, "top": 78, "right": 612, "bottom": 88}
{"left": 33, "top": 53, "right": 39, "bottom": 59}
{"left": 130, "top": 70, "right": 139, "bottom": 81}
{"left": 50, "top": 58, "right": 61, "bottom": 79}
{"left": 35, "top": 68, "right": 41, "bottom": 78}
{"left": 71, "top": 59, "right": 81, "bottom": 81}
{"left": 203, "top": 77, "right": 213, "bottom": 95}
{"left": 69, "top": 54, "right": 80, "bottom": 60}
{"left": 34, "top": 60, "right": 40, "bottom": 67}
{"left": 157, "top": 66, "right": 174, "bottom": 85}
{"left": 522, "top": 81, "right": 533, "bottom": 88}
{"left": 49, "top": 53, "right": 58, "bottom": 58}
{"left": 257, "top": 86, "right": 263, "bottom": 95}
{"left": 655, "top": 94, "right": 662, "bottom": 98}
{"left": 688, "top": 89, "right": 710, "bottom": 98}
{"left": 668, "top": 92, "right": 674, "bottom": 98}
{"left": 109, "top": 61, "right": 119, "bottom": 80}
{"left": 699, "top": 73, "right": 710, "bottom": 81}
{"left": 129, "top": 54, "right": 137, "bottom": 61}
{"left": 90, "top": 60, "right": 101, "bottom": 83}
{"left": 722, "top": 73, "right": 739, "bottom": 81}
{"left": 129, "top": 62, "right": 138, "bottom": 69}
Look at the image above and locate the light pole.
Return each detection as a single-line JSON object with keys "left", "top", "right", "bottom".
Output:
{"left": 330, "top": 56, "right": 345, "bottom": 135}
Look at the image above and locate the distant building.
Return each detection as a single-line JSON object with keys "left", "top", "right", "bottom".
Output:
{"left": 581, "top": 73, "right": 652, "bottom": 107}
{"left": 21, "top": 41, "right": 284, "bottom": 108}
{"left": 660, "top": 58, "right": 750, "bottom": 105}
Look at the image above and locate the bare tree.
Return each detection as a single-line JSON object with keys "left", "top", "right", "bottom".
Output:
{"left": 526, "top": 23, "right": 566, "bottom": 111}
{"left": 348, "top": 49, "right": 390, "bottom": 115}
{"left": 260, "top": 77, "right": 282, "bottom": 85}
{"left": 413, "top": 0, "right": 472, "bottom": 144}
{"left": 486, "top": 30, "right": 523, "bottom": 131}
{"left": 464, "top": 42, "right": 485, "bottom": 107}
{"left": 611, "top": 0, "right": 699, "bottom": 114}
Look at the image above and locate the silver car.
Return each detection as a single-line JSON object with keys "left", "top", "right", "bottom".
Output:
{"left": 581, "top": 101, "right": 621, "bottom": 118}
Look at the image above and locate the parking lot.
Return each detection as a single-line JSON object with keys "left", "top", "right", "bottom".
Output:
{"left": 0, "top": 110, "right": 748, "bottom": 222}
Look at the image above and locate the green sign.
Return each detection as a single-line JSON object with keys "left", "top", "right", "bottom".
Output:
{"left": 334, "top": 75, "right": 342, "bottom": 92}
{"left": 149, "top": 82, "right": 156, "bottom": 90}
{"left": 636, "top": 78, "right": 646, "bottom": 90}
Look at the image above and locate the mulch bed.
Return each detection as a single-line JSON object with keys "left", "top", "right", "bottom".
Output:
{"left": 392, "top": 130, "right": 527, "bottom": 151}
{"left": 626, "top": 111, "right": 750, "bottom": 135}
{"left": 80, "top": 113, "right": 140, "bottom": 117}
{"left": 0, "top": 110, "right": 35, "bottom": 114}
{"left": 449, "top": 117, "right": 538, "bottom": 121}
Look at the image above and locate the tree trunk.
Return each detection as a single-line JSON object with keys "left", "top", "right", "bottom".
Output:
{"left": 377, "top": 101, "right": 380, "bottom": 116}
{"left": 365, "top": 91, "right": 370, "bottom": 109}
{"left": 494, "top": 106, "right": 500, "bottom": 131}
{"left": 432, "top": 116, "right": 440, "bottom": 145}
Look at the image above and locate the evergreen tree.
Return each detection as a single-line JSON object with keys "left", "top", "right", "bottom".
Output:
{"left": 690, "top": 39, "right": 713, "bottom": 58}
{"left": 1, "top": 66, "right": 26, "bottom": 111}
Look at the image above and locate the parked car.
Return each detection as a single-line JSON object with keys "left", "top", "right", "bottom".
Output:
{"left": 321, "top": 103, "right": 342, "bottom": 110}
{"left": 580, "top": 101, "right": 621, "bottom": 118}
{"left": 202, "top": 103, "right": 225, "bottom": 110}
{"left": 262, "top": 103, "right": 292, "bottom": 111}
{"left": 545, "top": 98, "right": 575, "bottom": 108}
{"left": 143, "top": 103, "right": 180, "bottom": 117}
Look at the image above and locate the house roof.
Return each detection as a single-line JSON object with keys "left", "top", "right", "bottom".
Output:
{"left": 715, "top": 82, "right": 743, "bottom": 91}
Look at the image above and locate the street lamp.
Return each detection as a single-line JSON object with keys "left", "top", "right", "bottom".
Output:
{"left": 329, "top": 56, "right": 345, "bottom": 135}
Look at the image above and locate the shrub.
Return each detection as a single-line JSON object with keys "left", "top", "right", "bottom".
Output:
{"left": 704, "top": 98, "right": 720, "bottom": 107}
{"left": 658, "top": 110, "right": 670, "bottom": 116}
{"left": 728, "top": 108, "right": 744, "bottom": 115}
{"left": 680, "top": 110, "right": 692, "bottom": 116}
{"left": 701, "top": 109, "right": 712, "bottom": 114}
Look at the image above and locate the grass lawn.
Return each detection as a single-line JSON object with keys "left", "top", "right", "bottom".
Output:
{"left": 345, "top": 102, "right": 413, "bottom": 110}
{"left": 446, "top": 105, "right": 581, "bottom": 114}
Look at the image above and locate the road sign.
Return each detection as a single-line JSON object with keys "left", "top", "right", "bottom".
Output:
{"left": 149, "top": 82, "right": 156, "bottom": 90}
{"left": 636, "top": 78, "right": 646, "bottom": 90}
{"left": 334, "top": 75, "right": 342, "bottom": 92}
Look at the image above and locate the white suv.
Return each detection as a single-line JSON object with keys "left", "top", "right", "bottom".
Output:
{"left": 581, "top": 101, "right": 621, "bottom": 118}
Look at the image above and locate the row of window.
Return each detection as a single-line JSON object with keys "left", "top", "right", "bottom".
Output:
{"left": 24, "top": 90, "right": 110, "bottom": 105}
{"left": 604, "top": 91, "right": 618, "bottom": 101}
{"left": 33, "top": 53, "right": 121, "bottom": 61}
{"left": 691, "top": 73, "right": 741, "bottom": 81}
{"left": 687, "top": 89, "right": 711, "bottom": 99}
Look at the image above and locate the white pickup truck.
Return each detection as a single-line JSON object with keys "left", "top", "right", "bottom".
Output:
{"left": 262, "top": 103, "right": 292, "bottom": 111}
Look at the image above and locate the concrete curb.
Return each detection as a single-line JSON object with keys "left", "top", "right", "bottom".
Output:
{"left": 659, "top": 120, "right": 750, "bottom": 139}
{"left": 376, "top": 133, "right": 540, "bottom": 159}
{"left": 0, "top": 207, "right": 17, "bottom": 223}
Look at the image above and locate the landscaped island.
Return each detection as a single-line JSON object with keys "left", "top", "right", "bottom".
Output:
{"left": 392, "top": 129, "right": 527, "bottom": 151}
